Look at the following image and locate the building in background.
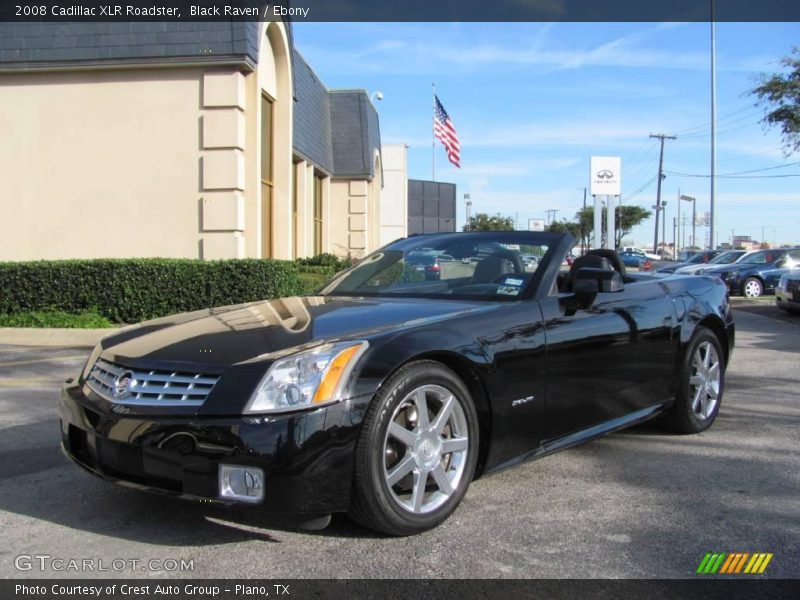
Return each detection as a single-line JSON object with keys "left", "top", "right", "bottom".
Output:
{"left": 407, "top": 179, "right": 457, "bottom": 236}
{"left": 379, "top": 144, "right": 409, "bottom": 247}
{"left": 0, "top": 22, "right": 383, "bottom": 261}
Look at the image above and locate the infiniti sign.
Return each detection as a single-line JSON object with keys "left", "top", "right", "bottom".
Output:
{"left": 590, "top": 156, "right": 622, "bottom": 196}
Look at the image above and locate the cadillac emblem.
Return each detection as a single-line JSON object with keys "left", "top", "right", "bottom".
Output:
{"left": 112, "top": 371, "right": 134, "bottom": 398}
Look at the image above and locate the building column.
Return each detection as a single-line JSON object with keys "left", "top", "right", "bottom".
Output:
{"left": 200, "top": 71, "right": 246, "bottom": 260}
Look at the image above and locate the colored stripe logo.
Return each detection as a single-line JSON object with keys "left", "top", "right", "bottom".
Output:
{"left": 697, "top": 552, "right": 773, "bottom": 574}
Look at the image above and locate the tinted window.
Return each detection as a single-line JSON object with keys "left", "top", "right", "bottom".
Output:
{"left": 322, "top": 233, "right": 553, "bottom": 300}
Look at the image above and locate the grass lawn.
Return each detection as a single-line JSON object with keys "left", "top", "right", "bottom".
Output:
{"left": 0, "top": 310, "right": 116, "bottom": 328}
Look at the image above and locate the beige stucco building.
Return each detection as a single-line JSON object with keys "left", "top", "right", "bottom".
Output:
{"left": 0, "top": 21, "right": 395, "bottom": 262}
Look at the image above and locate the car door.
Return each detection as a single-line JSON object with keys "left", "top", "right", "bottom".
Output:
{"left": 537, "top": 279, "right": 679, "bottom": 444}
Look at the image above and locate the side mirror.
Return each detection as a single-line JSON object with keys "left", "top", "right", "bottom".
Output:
{"left": 573, "top": 267, "right": 625, "bottom": 294}
{"left": 774, "top": 258, "right": 787, "bottom": 268}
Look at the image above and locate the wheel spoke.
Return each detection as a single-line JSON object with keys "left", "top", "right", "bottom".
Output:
{"left": 700, "top": 390, "right": 708, "bottom": 419}
{"left": 702, "top": 345, "right": 711, "bottom": 369}
{"left": 388, "top": 422, "right": 417, "bottom": 448}
{"left": 441, "top": 437, "right": 468, "bottom": 455}
{"left": 414, "top": 389, "right": 430, "bottom": 430}
{"left": 386, "top": 454, "right": 415, "bottom": 486}
{"left": 708, "top": 362, "right": 720, "bottom": 378}
{"left": 411, "top": 469, "right": 426, "bottom": 512}
{"left": 691, "top": 387, "right": 703, "bottom": 413}
{"left": 431, "top": 463, "right": 454, "bottom": 496}
{"left": 707, "top": 383, "right": 719, "bottom": 399}
{"left": 430, "top": 394, "right": 455, "bottom": 435}
{"left": 689, "top": 374, "right": 703, "bottom": 387}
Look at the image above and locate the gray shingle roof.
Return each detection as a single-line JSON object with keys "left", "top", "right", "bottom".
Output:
{"left": 291, "top": 49, "right": 333, "bottom": 175}
{"left": 329, "top": 90, "right": 381, "bottom": 179}
{"left": 0, "top": 22, "right": 259, "bottom": 66}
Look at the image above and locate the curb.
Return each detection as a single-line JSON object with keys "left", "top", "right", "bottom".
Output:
{"left": 0, "top": 327, "right": 120, "bottom": 348}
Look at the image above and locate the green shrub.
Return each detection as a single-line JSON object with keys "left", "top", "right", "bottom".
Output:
{"left": 0, "top": 309, "right": 115, "bottom": 329}
{"left": 295, "top": 252, "right": 356, "bottom": 271}
{"left": 0, "top": 259, "right": 304, "bottom": 324}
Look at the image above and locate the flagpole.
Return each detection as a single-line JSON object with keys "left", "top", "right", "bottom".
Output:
{"left": 432, "top": 82, "right": 436, "bottom": 181}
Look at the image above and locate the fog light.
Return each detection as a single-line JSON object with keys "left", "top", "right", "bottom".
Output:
{"left": 219, "top": 464, "right": 264, "bottom": 503}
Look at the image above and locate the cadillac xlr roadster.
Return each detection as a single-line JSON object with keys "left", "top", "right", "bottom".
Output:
{"left": 61, "top": 232, "right": 734, "bottom": 535}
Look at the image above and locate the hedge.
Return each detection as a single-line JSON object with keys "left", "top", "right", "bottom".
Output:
{"left": 0, "top": 259, "right": 312, "bottom": 324}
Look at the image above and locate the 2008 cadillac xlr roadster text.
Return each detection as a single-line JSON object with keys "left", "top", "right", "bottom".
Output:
{"left": 61, "top": 232, "right": 733, "bottom": 535}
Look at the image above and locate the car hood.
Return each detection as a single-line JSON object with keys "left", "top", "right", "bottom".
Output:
{"left": 99, "top": 296, "right": 498, "bottom": 369}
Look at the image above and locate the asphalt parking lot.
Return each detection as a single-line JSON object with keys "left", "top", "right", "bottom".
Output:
{"left": 0, "top": 306, "right": 798, "bottom": 579}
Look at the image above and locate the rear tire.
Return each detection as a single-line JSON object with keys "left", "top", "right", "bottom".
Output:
{"left": 662, "top": 327, "right": 725, "bottom": 434}
{"left": 349, "top": 360, "right": 479, "bottom": 536}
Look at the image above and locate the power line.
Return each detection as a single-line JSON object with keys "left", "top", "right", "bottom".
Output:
{"left": 664, "top": 161, "right": 800, "bottom": 178}
{"left": 672, "top": 105, "right": 758, "bottom": 136}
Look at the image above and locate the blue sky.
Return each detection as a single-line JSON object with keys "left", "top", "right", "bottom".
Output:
{"left": 293, "top": 22, "right": 800, "bottom": 248}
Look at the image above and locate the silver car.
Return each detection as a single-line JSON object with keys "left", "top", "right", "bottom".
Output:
{"left": 776, "top": 270, "right": 800, "bottom": 314}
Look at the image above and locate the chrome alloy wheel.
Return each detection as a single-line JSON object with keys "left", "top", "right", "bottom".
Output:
{"left": 743, "top": 279, "right": 762, "bottom": 298}
{"left": 689, "top": 341, "right": 721, "bottom": 420}
{"left": 382, "top": 384, "right": 469, "bottom": 514}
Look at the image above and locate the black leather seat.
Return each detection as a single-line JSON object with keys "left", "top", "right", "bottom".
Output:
{"left": 567, "top": 253, "right": 614, "bottom": 292}
{"left": 471, "top": 251, "right": 523, "bottom": 285}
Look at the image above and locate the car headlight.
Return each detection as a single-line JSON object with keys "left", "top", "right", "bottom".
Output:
{"left": 778, "top": 276, "right": 788, "bottom": 290}
{"left": 244, "top": 341, "right": 368, "bottom": 414}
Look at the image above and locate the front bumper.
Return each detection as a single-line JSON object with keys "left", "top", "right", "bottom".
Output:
{"left": 776, "top": 286, "right": 800, "bottom": 311}
{"left": 60, "top": 380, "right": 372, "bottom": 514}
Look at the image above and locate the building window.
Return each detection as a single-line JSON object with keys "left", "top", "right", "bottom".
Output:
{"left": 313, "top": 173, "right": 324, "bottom": 255}
{"left": 261, "top": 94, "right": 274, "bottom": 258}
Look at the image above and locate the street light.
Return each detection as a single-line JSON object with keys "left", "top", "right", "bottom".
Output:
{"left": 464, "top": 193, "right": 472, "bottom": 231}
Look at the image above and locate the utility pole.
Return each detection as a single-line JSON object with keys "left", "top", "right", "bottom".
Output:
{"left": 650, "top": 133, "right": 676, "bottom": 254}
{"left": 673, "top": 217, "right": 677, "bottom": 257}
{"left": 546, "top": 209, "right": 559, "bottom": 226}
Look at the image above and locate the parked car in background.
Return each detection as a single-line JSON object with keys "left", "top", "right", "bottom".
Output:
{"left": 406, "top": 251, "right": 443, "bottom": 280}
{"left": 675, "top": 250, "right": 749, "bottom": 275}
{"left": 703, "top": 248, "right": 800, "bottom": 298}
{"left": 619, "top": 251, "right": 646, "bottom": 269}
{"left": 776, "top": 270, "right": 800, "bottom": 313}
{"left": 656, "top": 250, "right": 722, "bottom": 274}
{"left": 621, "top": 246, "right": 661, "bottom": 261}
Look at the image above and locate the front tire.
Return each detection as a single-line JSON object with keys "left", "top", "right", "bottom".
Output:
{"left": 349, "top": 360, "right": 479, "bottom": 535}
{"left": 742, "top": 277, "right": 763, "bottom": 298}
{"left": 663, "top": 327, "right": 725, "bottom": 434}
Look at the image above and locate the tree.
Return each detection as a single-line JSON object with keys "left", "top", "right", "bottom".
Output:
{"left": 463, "top": 213, "right": 515, "bottom": 231}
{"left": 750, "top": 47, "right": 800, "bottom": 155}
{"left": 569, "top": 205, "right": 652, "bottom": 248}
{"left": 546, "top": 219, "right": 582, "bottom": 239}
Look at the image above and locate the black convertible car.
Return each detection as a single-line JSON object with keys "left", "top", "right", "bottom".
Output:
{"left": 61, "top": 232, "right": 734, "bottom": 535}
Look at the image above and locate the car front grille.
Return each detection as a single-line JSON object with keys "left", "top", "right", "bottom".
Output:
{"left": 86, "top": 359, "right": 219, "bottom": 406}
{"left": 786, "top": 279, "right": 800, "bottom": 294}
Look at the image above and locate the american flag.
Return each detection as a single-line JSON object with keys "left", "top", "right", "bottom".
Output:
{"left": 434, "top": 95, "right": 461, "bottom": 168}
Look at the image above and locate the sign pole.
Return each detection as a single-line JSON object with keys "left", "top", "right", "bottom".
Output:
{"left": 606, "top": 195, "right": 615, "bottom": 250}
{"left": 593, "top": 195, "right": 602, "bottom": 249}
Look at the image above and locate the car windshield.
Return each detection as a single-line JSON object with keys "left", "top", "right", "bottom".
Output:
{"left": 738, "top": 251, "right": 778, "bottom": 265}
{"left": 709, "top": 251, "right": 744, "bottom": 265}
{"left": 321, "top": 232, "right": 557, "bottom": 300}
{"left": 687, "top": 251, "right": 718, "bottom": 264}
